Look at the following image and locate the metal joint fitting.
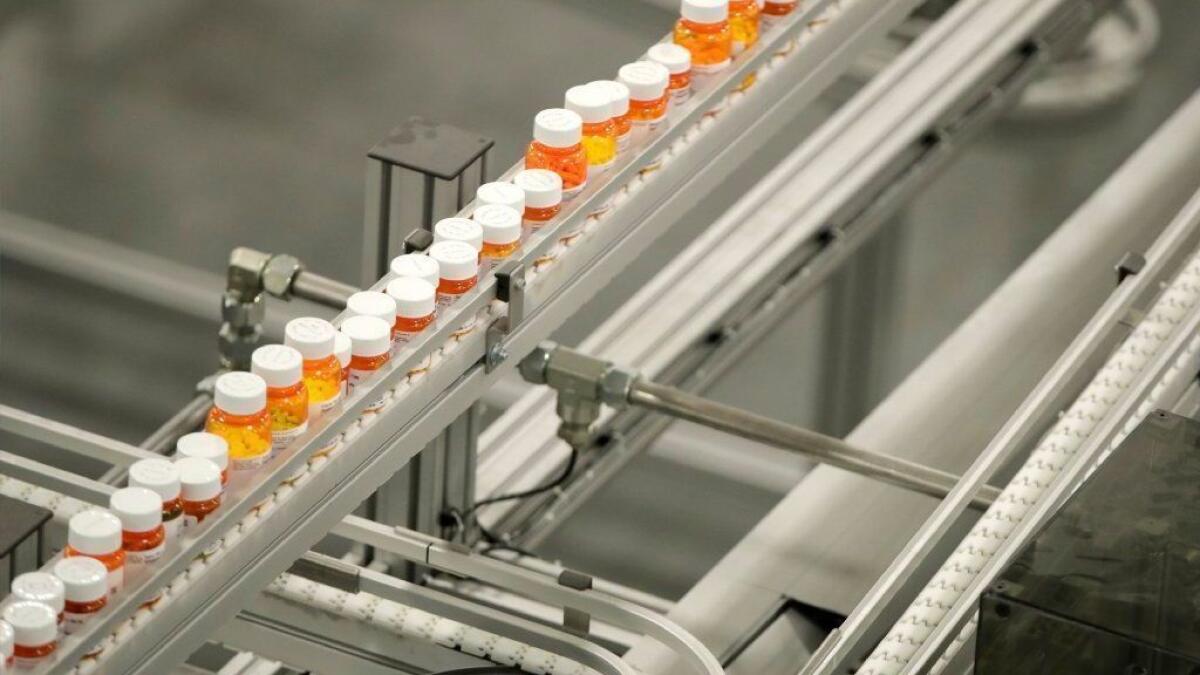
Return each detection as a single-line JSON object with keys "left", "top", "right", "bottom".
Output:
{"left": 226, "top": 247, "right": 271, "bottom": 302}
{"left": 262, "top": 253, "right": 303, "bottom": 298}
{"left": 599, "top": 367, "right": 636, "bottom": 409}
{"left": 519, "top": 341, "right": 557, "bottom": 385}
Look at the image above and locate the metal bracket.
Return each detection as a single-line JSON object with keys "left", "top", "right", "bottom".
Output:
{"left": 484, "top": 260, "right": 526, "bottom": 373}
{"left": 286, "top": 552, "right": 361, "bottom": 594}
{"left": 558, "top": 569, "right": 594, "bottom": 636}
{"left": 1116, "top": 251, "right": 1147, "bottom": 285}
{"left": 403, "top": 228, "right": 435, "bottom": 254}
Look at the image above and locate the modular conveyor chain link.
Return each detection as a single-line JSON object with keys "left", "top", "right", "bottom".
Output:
{"left": 859, "top": 246, "right": 1200, "bottom": 673}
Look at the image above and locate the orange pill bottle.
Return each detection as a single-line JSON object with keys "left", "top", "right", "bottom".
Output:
{"left": 65, "top": 510, "right": 125, "bottom": 596}
{"left": 340, "top": 315, "right": 392, "bottom": 413}
{"left": 206, "top": 371, "right": 272, "bottom": 472}
{"left": 647, "top": 43, "right": 693, "bottom": 107}
{"left": 53, "top": 557, "right": 108, "bottom": 636}
{"left": 390, "top": 253, "right": 441, "bottom": 290}
{"left": 252, "top": 344, "right": 310, "bottom": 454}
{"left": 10, "top": 573, "right": 64, "bottom": 634}
{"left": 176, "top": 456, "right": 223, "bottom": 530}
{"left": 128, "top": 458, "right": 184, "bottom": 544}
{"left": 618, "top": 62, "right": 670, "bottom": 130}
{"left": 386, "top": 278, "right": 437, "bottom": 345}
{"left": 428, "top": 241, "right": 479, "bottom": 310}
{"left": 285, "top": 317, "right": 343, "bottom": 419}
{"left": 474, "top": 204, "right": 523, "bottom": 265}
{"left": 525, "top": 108, "right": 588, "bottom": 199}
{"left": 589, "top": 80, "right": 632, "bottom": 152}
{"left": 729, "top": 0, "right": 761, "bottom": 53}
{"left": 565, "top": 84, "right": 617, "bottom": 172}
{"left": 762, "top": 0, "right": 798, "bottom": 23}
{"left": 110, "top": 487, "right": 167, "bottom": 582}
{"left": 334, "top": 332, "right": 352, "bottom": 399}
{"left": 674, "top": 0, "right": 733, "bottom": 74}
{"left": 2, "top": 603, "right": 56, "bottom": 668}
{"left": 514, "top": 169, "right": 563, "bottom": 229}
{"left": 176, "top": 432, "right": 229, "bottom": 486}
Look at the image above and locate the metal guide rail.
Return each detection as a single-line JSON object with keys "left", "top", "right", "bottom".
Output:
{"left": 10, "top": 0, "right": 922, "bottom": 672}
{"left": 476, "top": 0, "right": 1117, "bottom": 547}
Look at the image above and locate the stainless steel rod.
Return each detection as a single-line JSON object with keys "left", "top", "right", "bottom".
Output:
{"left": 291, "top": 271, "right": 357, "bottom": 309}
{"left": 627, "top": 380, "right": 1000, "bottom": 510}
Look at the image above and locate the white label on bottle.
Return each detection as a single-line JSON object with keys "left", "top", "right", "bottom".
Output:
{"left": 309, "top": 389, "right": 342, "bottom": 417}
{"left": 561, "top": 179, "right": 585, "bottom": 200}
{"left": 632, "top": 115, "right": 666, "bottom": 130}
{"left": 670, "top": 87, "right": 691, "bottom": 107}
{"left": 107, "top": 566, "right": 124, "bottom": 597}
{"left": 164, "top": 515, "right": 182, "bottom": 543}
{"left": 617, "top": 130, "right": 632, "bottom": 151}
{"left": 692, "top": 59, "right": 731, "bottom": 74}
{"left": 348, "top": 368, "right": 386, "bottom": 412}
{"left": 231, "top": 452, "right": 269, "bottom": 472}
{"left": 15, "top": 655, "right": 49, "bottom": 669}
{"left": 127, "top": 542, "right": 165, "bottom": 566}
{"left": 270, "top": 421, "right": 307, "bottom": 453}
{"left": 64, "top": 611, "right": 97, "bottom": 635}
{"left": 435, "top": 291, "right": 460, "bottom": 310}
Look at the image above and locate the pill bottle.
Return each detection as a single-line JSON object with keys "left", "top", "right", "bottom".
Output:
{"left": 589, "top": 80, "right": 633, "bottom": 151}
{"left": 674, "top": 0, "right": 733, "bottom": 74}
{"left": 475, "top": 181, "right": 525, "bottom": 214}
{"left": 10, "top": 573, "right": 64, "bottom": 634}
{"left": 65, "top": 510, "right": 124, "bottom": 596}
{"left": 428, "top": 240, "right": 479, "bottom": 310}
{"left": 0, "top": 619, "right": 13, "bottom": 670}
{"left": 2, "top": 603, "right": 55, "bottom": 667}
{"left": 386, "top": 277, "right": 436, "bottom": 346}
{"left": 525, "top": 108, "right": 587, "bottom": 198}
{"left": 565, "top": 84, "right": 617, "bottom": 171}
{"left": 334, "top": 332, "right": 352, "bottom": 398}
{"left": 251, "top": 345, "right": 310, "bottom": 454}
{"left": 341, "top": 315, "right": 392, "bottom": 413}
{"left": 176, "top": 432, "right": 229, "bottom": 486}
{"left": 347, "top": 290, "right": 399, "bottom": 342}
{"left": 729, "top": 0, "right": 761, "bottom": 53}
{"left": 109, "top": 487, "right": 166, "bottom": 573}
{"left": 205, "top": 372, "right": 271, "bottom": 471}
{"left": 390, "top": 253, "right": 440, "bottom": 290}
{"left": 53, "top": 558, "right": 107, "bottom": 636}
{"left": 618, "top": 62, "right": 670, "bottom": 129}
{"left": 434, "top": 219, "right": 483, "bottom": 261}
{"left": 128, "top": 458, "right": 183, "bottom": 544}
{"left": 513, "top": 169, "right": 563, "bottom": 229}
{"left": 762, "top": 0, "right": 797, "bottom": 23}
{"left": 176, "top": 457, "right": 222, "bottom": 529}
{"left": 647, "top": 43, "right": 692, "bottom": 107}
{"left": 474, "top": 204, "right": 522, "bottom": 265}
{"left": 284, "top": 317, "right": 343, "bottom": 416}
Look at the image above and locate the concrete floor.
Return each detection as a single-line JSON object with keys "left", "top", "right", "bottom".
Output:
{"left": 2, "top": 0, "right": 1199, "bottom": 602}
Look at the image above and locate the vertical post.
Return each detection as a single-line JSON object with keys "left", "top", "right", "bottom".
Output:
{"left": 362, "top": 159, "right": 394, "bottom": 287}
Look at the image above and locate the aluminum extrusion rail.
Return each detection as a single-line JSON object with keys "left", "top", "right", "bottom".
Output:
{"left": 31, "top": 0, "right": 905, "bottom": 671}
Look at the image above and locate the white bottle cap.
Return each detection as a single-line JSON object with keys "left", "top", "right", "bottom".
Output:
{"left": 213, "top": 371, "right": 267, "bottom": 416}
{"left": 386, "top": 278, "right": 436, "bottom": 320}
{"left": 533, "top": 108, "right": 583, "bottom": 148}
{"left": 251, "top": 344, "right": 304, "bottom": 388}
{"left": 428, "top": 241, "right": 479, "bottom": 282}
{"left": 128, "top": 458, "right": 181, "bottom": 501}
{"left": 284, "top": 317, "right": 336, "bottom": 361}
{"left": 0, "top": 619, "right": 12, "bottom": 658}
{"left": 340, "top": 316, "right": 391, "bottom": 358}
{"left": 176, "top": 457, "right": 222, "bottom": 502}
{"left": 389, "top": 254, "right": 440, "bottom": 288}
{"left": 475, "top": 182, "right": 525, "bottom": 213}
{"left": 681, "top": 0, "right": 728, "bottom": 23}
{"left": 513, "top": 169, "right": 564, "bottom": 209}
{"left": 618, "top": 61, "right": 670, "bottom": 101}
{"left": 647, "top": 42, "right": 692, "bottom": 75}
{"left": 176, "top": 432, "right": 229, "bottom": 472}
{"left": 334, "top": 332, "right": 352, "bottom": 368}
{"left": 68, "top": 509, "right": 121, "bottom": 556}
{"left": 565, "top": 84, "right": 611, "bottom": 123}
{"left": 53, "top": 558, "right": 108, "bottom": 604}
{"left": 473, "top": 204, "right": 522, "bottom": 246}
{"left": 11, "top": 573, "right": 65, "bottom": 614}
{"left": 433, "top": 217, "right": 484, "bottom": 252}
{"left": 589, "top": 80, "right": 631, "bottom": 117}
{"left": 2, "top": 602, "right": 56, "bottom": 648}
{"left": 109, "top": 487, "right": 163, "bottom": 533}
{"left": 348, "top": 292, "right": 398, "bottom": 328}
